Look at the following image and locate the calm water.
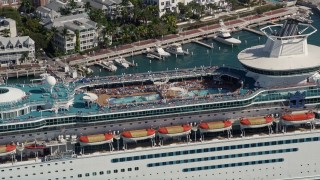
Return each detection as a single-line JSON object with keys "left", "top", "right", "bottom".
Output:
{"left": 7, "top": 13, "right": 320, "bottom": 84}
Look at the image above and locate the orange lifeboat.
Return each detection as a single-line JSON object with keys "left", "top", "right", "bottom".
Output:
{"left": 240, "top": 116, "right": 274, "bottom": 128}
{"left": 158, "top": 125, "right": 192, "bottom": 138}
{"left": 0, "top": 144, "right": 16, "bottom": 156}
{"left": 121, "top": 129, "right": 156, "bottom": 141}
{"left": 79, "top": 133, "right": 114, "bottom": 146}
{"left": 281, "top": 111, "right": 315, "bottom": 125}
{"left": 199, "top": 120, "right": 232, "bottom": 133}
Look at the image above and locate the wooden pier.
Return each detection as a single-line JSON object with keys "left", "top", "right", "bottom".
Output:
{"left": 192, "top": 40, "right": 214, "bottom": 49}
{"left": 242, "top": 27, "right": 265, "bottom": 36}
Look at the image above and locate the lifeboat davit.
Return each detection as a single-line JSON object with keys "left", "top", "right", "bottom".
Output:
{"left": 122, "top": 129, "right": 156, "bottom": 141}
{"left": 79, "top": 133, "right": 114, "bottom": 146}
{"left": 240, "top": 116, "right": 274, "bottom": 128}
{"left": 0, "top": 144, "right": 16, "bottom": 156}
{"left": 281, "top": 111, "right": 315, "bottom": 125}
{"left": 158, "top": 125, "right": 192, "bottom": 138}
{"left": 199, "top": 120, "right": 232, "bottom": 133}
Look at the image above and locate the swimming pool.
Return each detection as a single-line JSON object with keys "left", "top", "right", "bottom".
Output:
{"left": 109, "top": 94, "right": 161, "bottom": 104}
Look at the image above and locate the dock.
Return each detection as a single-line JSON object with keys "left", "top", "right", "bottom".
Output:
{"left": 242, "top": 27, "right": 265, "bottom": 36}
{"left": 94, "top": 61, "right": 117, "bottom": 72}
{"left": 192, "top": 40, "right": 214, "bottom": 49}
{"left": 147, "top": 53, "right": 162, "bottom": 60}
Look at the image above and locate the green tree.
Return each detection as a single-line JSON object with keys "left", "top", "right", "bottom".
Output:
{"left": 75, "top": 30, "right": 80, "bottom": 52}
{"left": 0, "top": 29, "right": 10, "bottom": 37}
{"left": 84, "top": 2, "right": 91, "bottom": 12}
{"left": 20, "top": 0, "right": 32, "bottom": 13}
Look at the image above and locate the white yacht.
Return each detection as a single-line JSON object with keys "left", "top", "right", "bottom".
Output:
{"left": 102, "top": 61, "right": 117, "bottom": 72}
{"left": 114, "top": 57, "right": 130, "bottom": 68}
{"left": 214, "top": 20, "right": 241, "bottom": 45}
{"left": 156, "top": 46, "right": 171, "bottom": 57}
{"left": 165, "top": 43, "right": 189, "bottom": 55}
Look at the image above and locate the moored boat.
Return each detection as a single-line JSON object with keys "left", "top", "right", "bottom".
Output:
{"left": 121, "top": 129, "right": 156, "bottom": 141}
{"left": 214, "top": 20, "right": 241, "bottom": 45}
{"left": 165, "top": 43, "right": 188, "bottom": 55}
{"left": 79, "top": 133, "right": 114, "bottom": 146}
{"left": 199, "top": 120, "right": 232, "bottom": 133}
{"left": 158, "top": 125, "right": 192, "bottom": 138}
{"left": 281, "top": 111, "right": 315, "bottom": 125}
{"left": 240, "top": 116, "right": 274, "bottom": 128}
{"left": 0, "top": 144, "right": 16, "bottom": 156}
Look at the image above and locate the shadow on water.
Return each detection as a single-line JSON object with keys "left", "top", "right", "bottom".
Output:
{"left": 29, "top": 89, "right": 43, "bottom": 94}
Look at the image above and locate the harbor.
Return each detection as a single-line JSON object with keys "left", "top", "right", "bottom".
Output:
{"left": 65, "top": 7, "right": 300, "bottom": 66}
{"left": 4, "top": 6, "right": 320, "bottom": 84}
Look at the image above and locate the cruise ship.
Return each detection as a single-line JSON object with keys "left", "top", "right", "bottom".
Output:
{"left": 0, "top": 18, "right": 320, "bottom": 180}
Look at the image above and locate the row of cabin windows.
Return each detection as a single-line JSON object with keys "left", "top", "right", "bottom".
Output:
{"left": 77, "top": 167, "right": 139, "bottom": 178}
{"left": 1, "top": 161, "right": 72, "bottom": 172}
{"left": 111, "top": 137, "right": 319, "bottom": 163}
{"left": 147, "top": 148, "right": 297, "bottom": 167}
{"left": 182, "top": 158, "right": 284, "bottom": 172}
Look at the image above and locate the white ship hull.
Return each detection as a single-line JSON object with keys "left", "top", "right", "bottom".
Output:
{"left": 214, "top": 36, "right": 241, "bottom": 45}
{"left": 122, "top": 134, "right": 155, "bottom": 142}
{"left": 0, "top": 150, "right": 15, "bottom": 157}
{"left": 79, "top": 139, "right": 113, "bottom": 146}
{"left": 199, "top": 126, "right": 232, "bottom": 133}
{"left": 240, "top": 122, "right": 273, "bottom": 129}
{"left": 1, "top": 130, "right": 320, "bottom": 180}
{"left": 281, "top": 118, "right": 314, "bottom": 125}
{"left": 158, "top": 130, "right": 191, "bottom": 138}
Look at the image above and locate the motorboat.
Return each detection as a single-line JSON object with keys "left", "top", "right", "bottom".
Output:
{"left": 114, "top": 57, "right": 130, "bottom": 68}
{"left": 102, "top": 61, "right": 117, "bottom": 72}
{"left": 155, "top": 46, "right": 170, "bottom": 57}
{"left": 165, "top": 43, "right": 189, "bottom": 55}
{"left": 214, "top": 20, "right": 241, "bottom": 45}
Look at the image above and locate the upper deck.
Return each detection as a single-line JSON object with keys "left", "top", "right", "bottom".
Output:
{"left": 0, "top": 66, "right": 320, "bottom": 133}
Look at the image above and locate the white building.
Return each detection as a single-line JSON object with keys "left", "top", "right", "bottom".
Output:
{"left": 146, "top": 0, "right": 226, "bottom": 16}
{"left": 0, "top": 18, "right": 17, "bottom": 37}
{"left": 82, "top": 0, "right": 133, "bottom": 18}
{"left": 45, "top": 13, "right": 99, "bottom": 53}
{"left": 0, "top": 36, "right": 35, "bottom": 66}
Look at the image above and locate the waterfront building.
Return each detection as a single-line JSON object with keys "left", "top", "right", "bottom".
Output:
{"left": 36, "top": 0, "right": 85, "bottom": 26}
{"left": 0, "top": 18, "right": 17, "bottom": 38}
{"left": 0, "top": 36, "right": 35, "bottom": 66}
{"left": 36, "top": 0, "right": 65, "bottom": 25}
{"left": 45, "top": 13, "right": 99, "bottom": 53}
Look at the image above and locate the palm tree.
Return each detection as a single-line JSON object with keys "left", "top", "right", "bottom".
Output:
{"left": 84, "top": 2, "right": 91, "bottom": 12}
{"left": 161, "top": 14, "right": 177, "bottom": 33}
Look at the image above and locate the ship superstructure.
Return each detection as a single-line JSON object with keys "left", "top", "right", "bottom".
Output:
{"left": 0, "top": 18, "right": 320, "bottom": 180}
